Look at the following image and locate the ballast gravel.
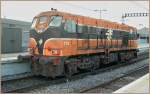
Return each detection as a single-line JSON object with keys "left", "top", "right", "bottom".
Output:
{"left": 28, "top": 59, "right": 148, "bottom": 93}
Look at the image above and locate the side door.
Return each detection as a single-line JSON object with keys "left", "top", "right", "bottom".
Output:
{"left": 76, "top": 24, "right": 89, "bottom": 49}
{"left": 88, "top": 26, "right": 97, "bottom": 49}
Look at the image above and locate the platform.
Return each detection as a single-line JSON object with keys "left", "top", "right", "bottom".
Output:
{"left": 1, "top": 52, "right": 29, "bottom": 63}
{"left": 113, "top": 73, "right": 149, "bottom": 93}
{"left": 1, "top": 52, "right": 31, "bottom": 77}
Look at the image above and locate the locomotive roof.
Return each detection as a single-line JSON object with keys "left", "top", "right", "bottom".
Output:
{"left": 35, "top": 10, "right": 137, "bottom": 32}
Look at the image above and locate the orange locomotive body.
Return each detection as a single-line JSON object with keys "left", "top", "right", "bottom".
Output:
{"left": 29, "top": 10, "right": 138, "bottom": 78}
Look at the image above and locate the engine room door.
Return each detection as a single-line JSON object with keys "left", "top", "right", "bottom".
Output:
{"left": 77, "top": 25, "right": 89, "bottom": 49}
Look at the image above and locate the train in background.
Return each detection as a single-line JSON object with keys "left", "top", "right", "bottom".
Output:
{"left": 28, "top": 9, "right": 138, "bottom": 78}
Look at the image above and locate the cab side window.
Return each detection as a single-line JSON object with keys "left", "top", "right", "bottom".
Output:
{"left": 64, "top": 20, "right": 76, "bottom": 33}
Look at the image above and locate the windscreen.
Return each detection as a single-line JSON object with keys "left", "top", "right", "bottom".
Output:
{"left": 49, "top": 16, "right": 62, "bottom": 27}
{"left": 39, "top": 16, "right": 47, "bottom": 24}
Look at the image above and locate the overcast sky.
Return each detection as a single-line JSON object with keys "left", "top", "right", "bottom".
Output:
{"left": 1, "top": 1, "right": 149, "bottom": 29}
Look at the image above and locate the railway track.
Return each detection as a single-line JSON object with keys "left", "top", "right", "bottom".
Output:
{"left": 81, "top": 65, "right": 149, "bottom": 93}
{"left": 1, "top": 51, "right": 149, "bottom": 93}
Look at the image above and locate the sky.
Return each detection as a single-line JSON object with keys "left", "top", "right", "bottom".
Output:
{"left": 1, "top": 1, "right": 149, "bottom": 29}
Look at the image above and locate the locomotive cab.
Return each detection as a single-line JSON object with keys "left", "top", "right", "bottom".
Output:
{"left": 29, "top": 11, "right": 77, "bottom": 56}
{"left": 31, "top": 15, "right": 63, "bottom": 33}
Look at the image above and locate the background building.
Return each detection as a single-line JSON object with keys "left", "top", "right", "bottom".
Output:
{"left": 137, "top": 27, "right": 149, "bottom": 37}
{"left": 1, "top": 18, "right": 31, "bottom": 53}
{"left": 137, "top": 27, "right": 149, "bottom": 43}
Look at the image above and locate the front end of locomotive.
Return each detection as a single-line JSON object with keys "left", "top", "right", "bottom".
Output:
{"left": 28, "top": 11, "right": 65, "bottom": 78}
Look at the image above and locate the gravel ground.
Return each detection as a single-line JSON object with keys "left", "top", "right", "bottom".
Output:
{"left": 28, "top": 59, "right": 149, "bottom": 93}
{"left": 2, "top": 76, "right": 48, "bottom": 92}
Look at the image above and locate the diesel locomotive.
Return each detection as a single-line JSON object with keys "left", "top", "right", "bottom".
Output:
{"left": 28, "top": 9, "right": 138, "bottom": 78}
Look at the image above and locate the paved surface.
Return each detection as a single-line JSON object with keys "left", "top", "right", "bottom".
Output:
{"left": 114, "top": 73, "right": 149, "bottom": 93}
